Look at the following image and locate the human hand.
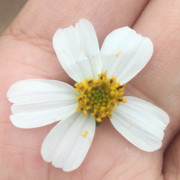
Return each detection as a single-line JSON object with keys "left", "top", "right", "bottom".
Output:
{"left": 0, "top": 0, "right": 180, "bottom": 179}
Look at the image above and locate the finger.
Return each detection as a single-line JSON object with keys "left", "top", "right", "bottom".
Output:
{"left": 163, "top": 130, "right": 180, "bottom": 179}
{"left": 5, "top": 0, "right": 149, "bottom": 44}
{"left": 131, "top": 0, "right": 180, "bottom": 145}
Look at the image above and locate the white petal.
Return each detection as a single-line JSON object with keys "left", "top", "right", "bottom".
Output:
{"left": 41, "top": 112, "right": 95, "bottom": 172}
{"left": 110, "top": 96, "right": 169, "bottom": 152}
{"left": 7, "top": 79, "right": 77, "bottom": 128}
{"left": 101, "top": 27, "right": 153, "bottom": 83}
{"left": 53, "top": 19, "right": 101, "bottom": 82}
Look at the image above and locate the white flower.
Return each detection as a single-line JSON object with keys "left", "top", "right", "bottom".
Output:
{"left": 7, "top": 19, "right": 169, "bottom": 172}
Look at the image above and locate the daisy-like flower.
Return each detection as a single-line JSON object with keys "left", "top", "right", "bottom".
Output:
{"left": 7, "top": 19, "right": 169, "bottom": 172}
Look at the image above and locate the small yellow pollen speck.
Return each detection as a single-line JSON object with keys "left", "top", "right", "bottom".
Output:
{"left": 116, "top": 51, "right": 122, "bottom": 57}
{"left": 81, "top": 130, "right": 88, "bottom": 138}
{"left": 62, "top": 50, "right": 65, "bottom": 53}
{"left": 129, "top": 123, "right": 134, "bottom": 128}
{"left": 88, "top": 137, "right": 91, "bottom": 144}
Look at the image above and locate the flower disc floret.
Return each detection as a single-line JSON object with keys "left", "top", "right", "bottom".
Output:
{"left": 75, "top": 71, "right": 126, "bottom": 122}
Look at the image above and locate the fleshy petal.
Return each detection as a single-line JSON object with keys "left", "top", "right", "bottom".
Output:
{"left": 7, "top": 79, "right": 77, "bottom": 128}
{"left": 41, "top": 112, "right": 95, "bottom": 172}
{"left": 101, "top": 27, "right": 153, "bottom": 83}
{"left": 53, "top": 19, "right": 101, "bottom": 82}
{"left": 110, "top": 96, "right": 169, "bottom": 152}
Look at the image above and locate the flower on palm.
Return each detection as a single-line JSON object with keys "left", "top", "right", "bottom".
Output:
{"left": 7, "top": 19, "right": 169, "bottom": 172}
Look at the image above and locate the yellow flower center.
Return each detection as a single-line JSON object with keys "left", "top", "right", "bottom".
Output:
{"left": 75, "top": 71, "right": 126, "bottom": 123}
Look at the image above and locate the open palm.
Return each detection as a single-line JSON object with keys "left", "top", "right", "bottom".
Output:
{"left": 0, "top": 0, "right": 180, "bottom": 179}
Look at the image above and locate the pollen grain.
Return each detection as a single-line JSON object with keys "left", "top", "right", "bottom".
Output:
{"left": 81, "top": 130, "right": 88, "bottom": 138}
{"left": 115, "top": 51, "right": 122, "bottom": 57}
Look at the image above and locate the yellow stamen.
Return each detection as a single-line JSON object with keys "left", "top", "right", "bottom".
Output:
{"left": 81, "top": 130, "right": 88, "bottom": 138}
{"left": 96, "top": 118, "right": 102, "bottom": 123}
{"left": 62, "top": 50, "right": 65, "bottom": 53}
{"left": 75, "top": 71, "right": 126, "bottom": 122}
{"left": 115, "top": 51, "right": 122, "bottom": 57}
{"left": 122, "top": 98, "right": 127, "bottom": 103}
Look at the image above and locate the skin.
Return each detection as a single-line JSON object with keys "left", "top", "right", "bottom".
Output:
{"left": 0, "top": 0, "right": 180, "bottom": 179}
